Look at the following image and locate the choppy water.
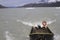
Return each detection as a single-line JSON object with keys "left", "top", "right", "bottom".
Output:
{"left": 0, "top": 7, "right": 60, "bottom": 40}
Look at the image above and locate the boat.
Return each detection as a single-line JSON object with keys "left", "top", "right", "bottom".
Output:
{"left": 29, "top": 26, "right": 54, "bottom": 40}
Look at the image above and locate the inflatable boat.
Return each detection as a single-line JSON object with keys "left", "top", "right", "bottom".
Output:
{"left": 29, "top": 27, "right": 54, "bottom": 40}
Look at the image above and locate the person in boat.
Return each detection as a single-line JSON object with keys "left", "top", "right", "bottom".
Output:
{"left": 41, "top": 21, "right": 53, "bottom": 33}
{"left": 42, "top": 21, "right": 48, "bottom": 28}
{"left": 31, "top": 21, "right": 52, "bottom": 33}
{"left": 32, "top": 21, "right": 48, "bottom": 30}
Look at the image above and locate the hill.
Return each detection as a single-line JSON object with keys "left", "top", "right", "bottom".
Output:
{"left": 18, "top": 1, "right": 60, "bottom": 7}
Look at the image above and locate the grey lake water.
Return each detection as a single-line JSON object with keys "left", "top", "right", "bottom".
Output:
{"left": 0, "top": 7, "right": 60, "bottom": 40}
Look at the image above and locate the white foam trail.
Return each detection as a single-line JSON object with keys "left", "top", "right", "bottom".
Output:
{"left": 17, "top": 19, "right": 42, "bottom": 27}
{"left": 17, "top": 20, "right": 33, "bottom": 26}
{"left": 47, "top": 19, "right": 56, "bottom": 24}
{"left": 5, "top": 31, "right": 14, "bottom": 40}
{"left": 17, "top": 19, "right": 56, "bottom": 27}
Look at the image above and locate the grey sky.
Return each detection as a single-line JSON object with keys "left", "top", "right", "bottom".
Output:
{"left": 0, "top": 0, "right": 60, "bottom": 7}
{"left": 0, "top": 0, "right": 40, "bottom": 7}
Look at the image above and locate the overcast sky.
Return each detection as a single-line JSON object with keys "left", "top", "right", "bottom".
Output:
{"left": 0, "top": 0, "right": 60, "bottom": 7}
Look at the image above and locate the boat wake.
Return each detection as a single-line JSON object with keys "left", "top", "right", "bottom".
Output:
{"left": 17, "top": 19, "right": 56, "bottom": 27}
{"left": 5, "top": 31, "right": 15, "bottom": 40}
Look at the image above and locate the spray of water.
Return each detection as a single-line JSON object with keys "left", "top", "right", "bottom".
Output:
{"left": 5, "top": 31, "right": 15, "bottom": 40}
{"left": 47, "top": 19, "right": 56, "bottom": 24}
{"left": 17, "top": 19, "right": 56, "bottom": 27}
{"left": 17, "top": 20, "right": 34, "bottom": 26}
